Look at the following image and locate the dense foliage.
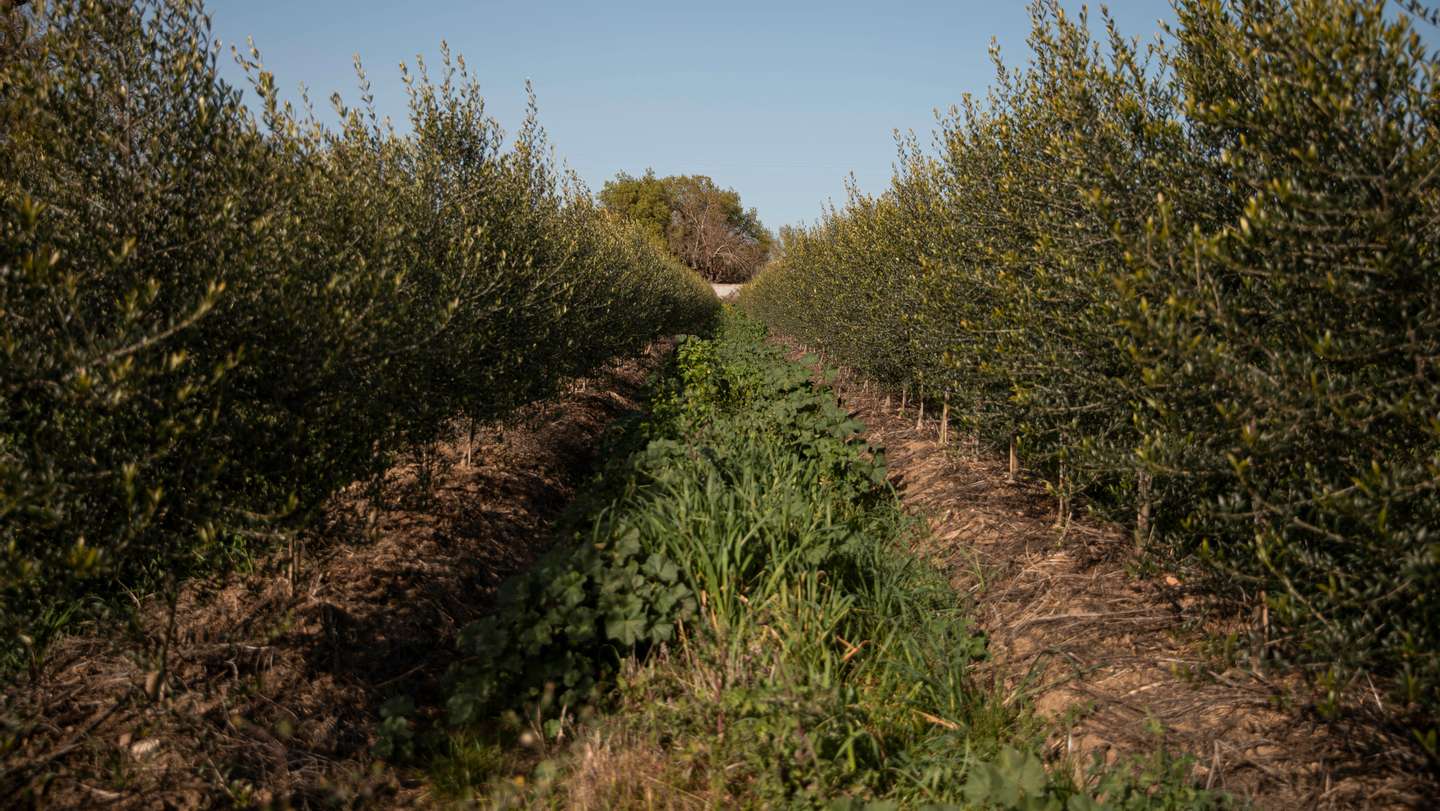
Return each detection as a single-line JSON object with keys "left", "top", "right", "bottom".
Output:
{"left": 0, "top": 0, "right": 716, "bottom": 663}
{"left": 743, "top": 0, "right": 1440, "bottom": 750}
{"left": 600, "top": 170, "right": 773, "bottom": 282}
{"left": 444, "top": 312, "right": 888, "bottom": 729}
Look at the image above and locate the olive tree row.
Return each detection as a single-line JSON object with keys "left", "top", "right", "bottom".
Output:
{"left": 744, "top": 0, "right": 1439, "bottom": 748}
{"left": 0, "top": 0, "right": 716, "bottom": 663}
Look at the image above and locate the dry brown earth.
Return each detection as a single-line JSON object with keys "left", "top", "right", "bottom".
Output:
{"left": 0, "top": 343, "right": 672, "bottom": 809}
{"left": 822, "top": 363, "right": 1435, "bottom": 810}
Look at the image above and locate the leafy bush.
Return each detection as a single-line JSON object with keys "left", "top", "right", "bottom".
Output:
{"left": 743, "top": 0, "right": 1439, "bottom": 750}
{"left": 0, "top": 0, "right": 715, "bottom": 664}
{"left": 446, "top": 522, "right": 699, "bottom": 726}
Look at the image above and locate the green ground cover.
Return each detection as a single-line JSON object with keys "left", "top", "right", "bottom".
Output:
{"left": 420, "top": 310, "right": 1227, "bottom": 809}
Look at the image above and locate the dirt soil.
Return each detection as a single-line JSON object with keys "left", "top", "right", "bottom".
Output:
{"left": 796, "top": 347, "right": 1434, "bottom": 810}
{"left": 0, "top": 342, "right": 672, "bottom": 809}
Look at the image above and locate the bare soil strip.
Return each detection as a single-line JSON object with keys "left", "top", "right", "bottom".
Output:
{"left": 821, "top": 367, "right": 1434, "bottom": 810}
{"left": 1, "top": 343, "right": 672, "bottom": 809}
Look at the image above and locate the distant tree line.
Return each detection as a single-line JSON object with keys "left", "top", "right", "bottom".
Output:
{"left": 600, "top": 170, "right": 772, "bottom": 283}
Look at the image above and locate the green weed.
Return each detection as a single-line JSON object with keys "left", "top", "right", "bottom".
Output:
{"left": 434, "top": 309, "right": 1229, "bottom": 808}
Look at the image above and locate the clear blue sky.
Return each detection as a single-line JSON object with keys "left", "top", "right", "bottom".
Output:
{"left": 208, "top": 1, "right": 1180, "bottom": 230}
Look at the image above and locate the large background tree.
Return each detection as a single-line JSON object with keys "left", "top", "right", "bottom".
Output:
{"left": 600, "top": 170, "right": 772, "bottom": 283}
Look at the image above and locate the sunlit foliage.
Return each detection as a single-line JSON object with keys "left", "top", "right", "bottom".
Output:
{"left": 0, "top": 0, "right": 715, "bottom": 661}
{"left": 600, "top": 170, "right": 772, "bottom": 282}
{"left": 744, "top": 0, "right": 1440, "bottom": 747}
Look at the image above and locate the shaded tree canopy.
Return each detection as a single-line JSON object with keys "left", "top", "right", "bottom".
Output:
{"left": 600, "top": 170, "right": 772, "bottom": 282}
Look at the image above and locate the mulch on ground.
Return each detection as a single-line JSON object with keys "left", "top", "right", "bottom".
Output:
{"left": 782, "top": 340, "right": 1433, "bottom": 810}
{"left": 1, "top": 342, "right": 672, "bottom": 809}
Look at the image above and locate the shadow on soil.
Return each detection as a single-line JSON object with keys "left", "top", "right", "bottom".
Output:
{"left": 0, "top": 345, "right": 670, "bottom": 809}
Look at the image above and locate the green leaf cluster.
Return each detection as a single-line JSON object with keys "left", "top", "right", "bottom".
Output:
{"left": 956, "top": 747, "right": 1227, "bottom": 811}
{"left": 446, "top": 526, "right": 697, "bottom": 726}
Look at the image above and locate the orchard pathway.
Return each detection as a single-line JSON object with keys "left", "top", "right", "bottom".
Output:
{"left": 3, "top": 344, "right": 674, "bottom": 807}
{"left": 789, "top": 345, "right": 1433, "bottom": 810}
